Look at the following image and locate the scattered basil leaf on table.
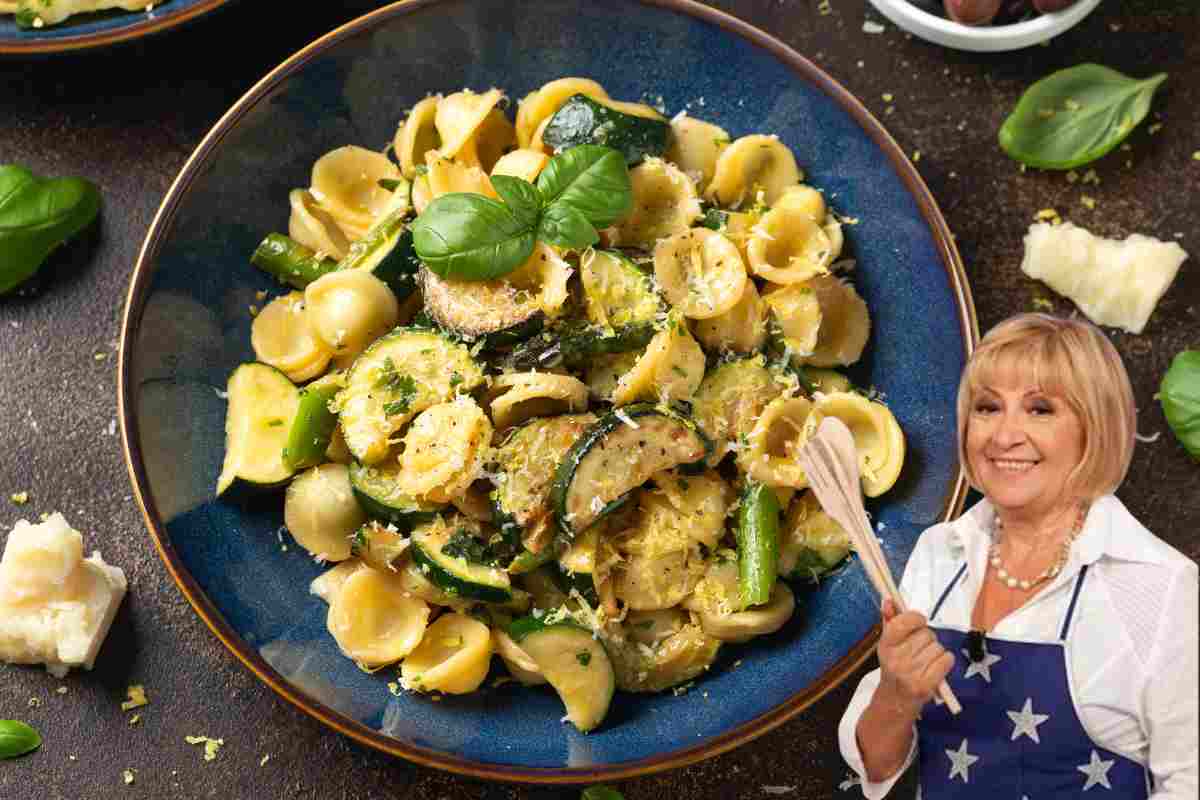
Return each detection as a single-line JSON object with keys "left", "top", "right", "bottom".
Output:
{"left": 1160, "top": 350, "right": 1200, "bottom": 462}
{"left": 0, "top": 164, "right": 102, "bottom": 295}
{"left": 412, "top": 145, "right": 631, "bottom": 281}
{"left": 581, "top": 786, "right": 625, "bottom": 800}
{"left": 537, "top": 202, "right": 599, "bottom": 250}
{"left": 998, "top": 65, "right": 1167, "bottom": 170}
{"left": 0, "top": 720, "right": 42, "bottom": 760}
{"left": 411, "top": 193, "right": 536, "bottom": 281}
{"left": 536, "top": 144, "right": 633, "bottom": 228}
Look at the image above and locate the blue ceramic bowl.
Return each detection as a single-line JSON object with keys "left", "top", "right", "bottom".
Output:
{"left": 0, "top": 0, "right": 229, "bottom": 55}
{"left": 120, "top": 0, "right": 975, "bottom": 783}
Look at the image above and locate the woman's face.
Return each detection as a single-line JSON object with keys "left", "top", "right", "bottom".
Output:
{"left": 966, "top": 362, "right": 1085, "bottom": 521}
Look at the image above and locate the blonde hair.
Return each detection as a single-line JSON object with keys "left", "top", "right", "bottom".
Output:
{"left": 956, "top": 313, "right": 1136, "bottom": 502}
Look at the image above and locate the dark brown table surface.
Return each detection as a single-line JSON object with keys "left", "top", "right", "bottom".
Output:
{"left": 1, "top": 1, "right": 1196, "bottom": 797}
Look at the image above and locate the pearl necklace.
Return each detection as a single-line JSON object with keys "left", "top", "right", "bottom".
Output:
{"left": 989, "top": 504, "right": 1086, "bottom": 591}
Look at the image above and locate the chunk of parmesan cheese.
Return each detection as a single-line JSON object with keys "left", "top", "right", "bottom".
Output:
{"left": 0, "top": 513, "right": 127, "bottom": 678}
{"left": 1021, "top": 222, "right": 1188, "bottom": 334}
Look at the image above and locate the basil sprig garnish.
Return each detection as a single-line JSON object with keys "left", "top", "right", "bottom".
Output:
{"left": 412, "top": 145, "right": 632, "bottom": 281}
{"left": 998, "top": 64, "right": 1167, "bottom": 170}
{"left": 0, "top": 164, "right": 102, "bottom": 294}
{"left": 1160, "top": 350, "right": 1200, "bottom": 462}
{"left": 0, "top": 720, "right": 42, "bottom": 760}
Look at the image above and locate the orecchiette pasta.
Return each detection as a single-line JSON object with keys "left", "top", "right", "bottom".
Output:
{"left": 400, "top": 612, "right": 494, "bottom": 694}
{"left": 487, "top": 372, "right": 589, "bottom": 430}
{"left": 310, "top": 145, "right": 400, "bottom": 239}
{"left": 515, "top": 77, "right": 609, "bottom": 149}
{"left": 310, "top": 560, "right": 363, "bottom": 604}
{"left": 612, "top": 495, "right": 707, "bottom": 611}
{"left": 699, "top": 581, "right": 795, "bottom": 642}
{"left": 394, "top": 95, "right": 442, "bottom": 179}
{"left": 691, "top": 355, "right": 790, "bottom": 464}
{"left": 492, "top": 628, "right": 546, "bottom": 686}
{"left": 303, "top": 270, "right": 400, "bottom": 363}
{"left": 584, "top": 350, "right": 642, "bottom": 402}
{"left": 747, "top": 205, "right": 835, "bottom": 284}
{"left": 425, "top": 154, "right": 498, "bottom": 201}
{"left": 490, "top": 148, "right": 550, "bottom": 182}
{"left": 706, "top": 134, "right": 803, "bottom": 208}
{"left": 737, "top": 395, "right": 815, "bottom": 488}
{"left": 653, "top": 228, "right": 748, "bottom": 319}
{"left": 504, "top": 242, "right": 572, "bottom": 316}
{"left": 435, "top": 88, "right": 505, "bottom": 162}
{"left": 327, "top": 565, "right": 431, "bottom": 667}
{"left": 690, "top": 278, "right": 769, "bottom": 354}
{"left": 774, "top": 184, "right": 826, "bottom": 222}
{"left": 288, "top": 189, "right": 351, "bottom": 261}
{"left": 666, "top": 114, "right": 730, "bottom": 191}
{"left": 778, "top": 491, "right": 852, "bottom": 578}
{"left": 765, "top": 284, "right": 822, "bottom": 357}
{"left": 649, "top": 470, "right": 731, "bottom": 551}
{"left": 611, "top": 322, "right": 705, "bottom": 406}
{"left": 610, "top": 157, "right": 702, "bottom": 249}
{"left": 410, "top": 174, "right": 433, "bottom": 216}
{"left": 284, "top": 463, "right": 365, "bottom": 562}
{"left": 251, "top": 291, "right": 334, "bottom": 383}
{"left": 455, "top": 108, "right": 516, "bottom": 174}
{"left": 804, "top": 392, "right": 905, "bottom": 497}
{"left": 799, "top": 275, "right": 871, "bottom": 367}
{"left": 397, "top": 396, "right": 492, "bottom": 503}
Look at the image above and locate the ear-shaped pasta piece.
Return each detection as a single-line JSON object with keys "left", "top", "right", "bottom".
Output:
{"left": 691, "top": 279, "right": 769, "bottom": 354}
{"left": 654, "top": 228, "right": 747, "bottom": 319}
{"left": 707, "top": 134, "right": 804, "bottom": 208}
{"left": 824, "top": 217, "right": 845, "bottom": 263}
{"left": 284, "top": 463, "right": 366, "bottom": 562}
{"left": 718, "top": 208, "right": 763, "bottom": 264}
{"left": 747, "top": 205, "right": 835, "bottom": 284}
{"left": 610, "top": 158, "right": 702, "bottom": 249}
{"left": 648, "top": 469, "right": 732, "bottom": 551}
{"left": 400, "top": 612, "right": 494, "bottom": 694}
{"left": 774, "top": 185, "right": 826, "bottom": 222}
{"left": 487, "top": 372, "right": 589, "bottom": 430}
{"left": 411, "top": 174, "right": 433, "bottom": 216}
{"left": 395, "top": 95, "right": 442, "bottom": 179}
{"left": 310, "top": 146, "right": 401, "bottom": 238}
{"left": 504, "top": 241, "right": 572, "bottom": 316}
{"left": 455, "top": 109, "right": 516, "bottom": 174}
{"left": 327, "top": 566, "right": 431, "bottom": 667}
{"left": 251, "top": 291, "right": 334, "bottom": 383}
{"left": 665, "top": 114, "right": 730, "bottom": 191}
{"left": 805, "top": 368, "right": 854, "bottom": 395}
{"left": 515, "top": 77, "right": 609, "bottom": 149}
{"left": 682, "top": 555, "right": 741, "bottom": 616}
{"left": 491, "top": 148, "right": 550, "bottom": 183}
{"left": 804, "top": 392, "right": 905, "bottom": 497}
{"left": 613, "top": 501, "right": 707, "bottom": 611}
{"left": 801, "top": 275, "right": 871, "bottom": 367}
{"left": 691, "top": 354, "right": 790, "bottom": 465}
{"left": 737, "top": 396, "right": 815, "bottom": 488}
{"left": 492, "top": 628, "right": 547, "bottom": 686}
{"left": 396, "top": 396, "right": 492, "bottom": 503}
{"left": 289, "top": 189, "right": 351, "bottom": 261}
{"left": 778, "top": 490, "right": 852, "bottom": 578}
{"left": 764, "top": 284, "right": 822, "bottom": 357}
{"left": 611, "top": 322, "right": 706, "bottom": 406}
{"left": 699, "top": 581, "right": 794, "bottom": 642}
{"left": 303, "top": 270, "right": 400, "bottom": 363}
{"left": 624, "top": 608, "right": 689, "bottom": 646}
{"left": 425, "top": 153, "right": 498, "bottom": 200}
{"left": 310, "top": 560, "right": 363, "bottom": 604}
{"left": 584, "top": 350, "right": 642, "bottom": 402}
{"left": 435, "top": 88, "right": 505, "bottom": 161}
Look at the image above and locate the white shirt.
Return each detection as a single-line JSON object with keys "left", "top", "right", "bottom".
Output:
{"left": 837, "top": 494, "right": 1199, "bottom": 799}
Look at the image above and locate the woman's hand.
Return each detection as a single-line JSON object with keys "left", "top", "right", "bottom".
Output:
{"left": 875, "top": 598, "right": 956, "bottom": 721}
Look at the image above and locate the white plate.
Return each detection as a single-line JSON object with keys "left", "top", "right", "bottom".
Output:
{"left": 866, "top": 0, "right": 1103, "bottom": 52}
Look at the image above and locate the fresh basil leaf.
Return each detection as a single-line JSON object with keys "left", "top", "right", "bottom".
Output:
{"left": 490, "top": 174, "right": 543, "bottom": 230}
{"left": 0, "top": 164, "right": 102, "bottom": 295}
{"left": 581, "top": 787, "right": 624, "bottom": 800}
{"left": 377, "top": 178, "right": 403, "bottom": 192}
{"left": 412, "top": 193, "right": 536, "bottom": 281}
{"left": 0, "top": 720, "right": 41, "bottom": 760}
{"left": 999, "top": 64, "right": 1168, "bottom": 170}
{"left": 536, "top": 145, "right": 632, "bottom": 229}
{"left": 1160, "top": 350, "right": 1200, "bottom": 462}
{"left": 537, "top": 202, "right": 599, "bottom": 250}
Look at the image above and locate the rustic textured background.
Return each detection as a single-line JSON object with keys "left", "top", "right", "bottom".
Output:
{"left": 1, "top": 1, "right": 1196, "bottom": 797}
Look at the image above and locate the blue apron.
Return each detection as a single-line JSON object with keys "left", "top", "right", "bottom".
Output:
{"left": 916, "top": 564, "right": 1152, "bottom": 798}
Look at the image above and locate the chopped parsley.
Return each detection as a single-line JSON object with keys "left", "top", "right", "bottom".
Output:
{"left": 449, "top": 371, "right": 464, "bottom": 389}
{"left": 441, "top": 528, "right": 500, "bottom": 566}
{"left": 350, "top": 527, "right": 370, "bottom": 554}
{"left": 266, "top": 418, "right": 284, "bottom": 427}
{"left": 576, "top": 651, "right": 592, "bottom": 667}
{"left": 377, "top": 358, "right": 418, "bottom": 416}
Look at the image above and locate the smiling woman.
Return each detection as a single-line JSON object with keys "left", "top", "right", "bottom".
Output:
{"left": 840, "top": 313, "right": 1199, "bottom": 799}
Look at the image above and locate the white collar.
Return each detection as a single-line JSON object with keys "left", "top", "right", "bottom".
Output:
{"left": 946, "top": 494, "right": 1167, "bottom": 567}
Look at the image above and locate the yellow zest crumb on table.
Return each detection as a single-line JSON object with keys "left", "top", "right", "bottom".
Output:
{"left": 9, "top": 492, "right": 29, "bottom": 505}
{"left": 129, "top": 714, "right": 141, "bottom": 726}
{"left": 248, "top": 305, "right": 259, "bottom": 317}
{"left": 1193, "top": 151, "right": 1200, "bottom": 162}
{"left": 1066, "top": 170, "right": 1079, "bottom": 183}
{"left": 56, "top": 686, "right": 68, "bottom": 695}
{"left": 912, "top": 150, "right": 921, "bottom": 163}
{"left": 1034, "top": 208, "right": 1062, "bottom": 225}
{"left": 185, "top": 735, "right": 224, "bottom": 761}
{"left": 260, "top": 754, "right": 270, "bottom": 767}
{"left": 123, "top": 769, "right": 135, "bottom": 785}
{"left": 1081, "top": 195, "right": 1096, "bottom": 210}
{"left": 1147, "top": 123, "right": 1163, "bottom": 135}
{"left": 94, "top": 352, "right": 108, "bottom": 361}
{"left": 882, "top": 93, "right": 894, "bottom": 102}
{"left": 817, "top": 0, "right": 831, "bottom": 15}
{"left": 1081, "top": 169, "right": 1100, "bottom": 185}
{"left": 28, "top": 697, "right": 41, "bottom": 708}
{"left": 122, "top": 684, "right": 149, "bottom": 711}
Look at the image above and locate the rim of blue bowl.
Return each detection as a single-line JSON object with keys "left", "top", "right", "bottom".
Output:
{"left": 119, "top": 0, "right": 978, "bottom": 783}
{"left": 0, "top": 0, "right": 232, "bottom": 55}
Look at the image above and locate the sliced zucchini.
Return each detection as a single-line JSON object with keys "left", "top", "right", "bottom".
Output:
{"left": 608, "top": 622, "right": 721, "bottom": 693}
{"left": 284, "top": 463, "right": 365, "bottom": 561}
{"left": 508, "top": 616, "right": 615, "bottom": 732}
{"left": 216, "top": 364, "right": 300, "bottom": 495}
{"left": 348, "top": 458, "right": 443, "bottom": 528}
{"left": 350, "top": 520, "right": 411, "bottom": 572}
{"left": 779, "top": 491, "right": 853, "bottom": 581}
{"left": 336, "top": 209, "right": 421, "bottom": 301}
{"left": 551, "top": 404, "right": 711, "bottom": 539}
{"left": 492, "top": 414, "right": 598, "bottom": 530}
{"left": 516, "top": 564, "right": 570, "bottom": 610}
{"left": 507, "top": 321, "right": 658, "bottom": 371}
{"left": 410, "top": 517, "right": 513, "bottom": 603}
{"left": 692, "top": 355, "right": 791, "bottom": 465}
{"left": 556, "top": 525, "right": 600, "bottom": 604}
{"left": 419, "top": 267, "right": 544, "bottom": 347}
{"left": 580, "top": 250, "right": 662, "bottom": 333}
{"left": 542, "top": 93, "right": 670, "bottom": 166}
{"left": 251, "top": 233, "right": 337, "bottom": 289}
{"left": 336, "top": 328, "right": 485, "bottom": 464}
{"left": 283, "top": 372, "right": 343, "bottom": 471}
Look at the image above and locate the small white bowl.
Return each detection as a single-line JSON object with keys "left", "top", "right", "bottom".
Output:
{"left": 866, "top": 0, "right": 1103, "bottom": 52}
